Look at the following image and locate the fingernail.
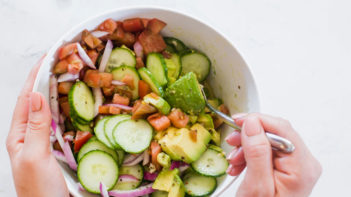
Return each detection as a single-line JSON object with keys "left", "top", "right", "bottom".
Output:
{"left": 226, "top": 147, "right": 238, "bottom": 160}
{"left": 232, "top": 113, "right": 247, "bottom": 120}
{"left": 30, "top": 92, "right": 42, "bottom": 112}
{"left": 243, "top": 117, "right": 263, "bottom": 136}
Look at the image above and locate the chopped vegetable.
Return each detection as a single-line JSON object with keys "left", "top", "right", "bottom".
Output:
{"left": 98, "top": 18, "right": 117, "bottom": 34}
{"left": 150, "top": 141, "right": 162, "bottom": 171}
{"left": 123, "top": 18, "right": 144, "bottom": 32}
{"left": 147, "top": 18, "right": 166, "bottom": 34}
{"left": 58, "top": 43, "right": 77, "bottom": 60}
{"left": 73, "top": 131, "right": 93, "bottom": 153}
{"left": 113, "top": 93, "right": 130, "bottom": 105}
{"left": 58, "top": 82, "right": 73, "bottom": 95}
{"left": 167, "top": 108, "right": 189, "bottom": 128}
{"left": 131, "top": 100, "right": 157, "bottom": 120}
{"left": 147, "top": 113, "right": 171, "bottom": 131}
{"left": 138, "top": 30, "right": 166, "bottom": 55}
{"left": 138, "top": 80, "right": 151, "bottom": 99}
{"left": 53, "top": 59, "right": 69, "bottom": 74}
{"left": 157, "top": 152, "right": 171, "bottom": 168}
{"left": 67, "top": 53, "right": 84, "bottom": 74}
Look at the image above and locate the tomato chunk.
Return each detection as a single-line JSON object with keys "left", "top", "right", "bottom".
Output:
{"left": 123, "top": 18, "right": 144, "bottom": 32}
{"left": 67, "top": 53, "right": 84, "bottom": 74}
{"left": 98, "top": 105, "right": 110, "bottom": 114}
{"left": 58, "top": 43, "right": 77, "bottom": 60}
{"left": 74, "top": 131, "right": 93, "bottom": 153}
{"left": 132, "top": 100, "right": 157, "bottom": 120}
{"left": 82, "top": 30, "right": 102, "bottom": 49}
{"left": 83, "top": 70, "right": 113, "bottom": 88}
{"left": 112, "top": 93, "right": 130, "bottom": 106}
{"left": 98, "top": 18, "right": 117, "bottom": 34}
{"left": 53, "top": 59, "right": 69, "bottom": 74}
{"left": 138, "top": 80, "right": 151, "bottom": 99}
{"left": 60, "top": 101, "right": 70, "bottom": 118}
{"left": 102, "top": 86, "right": 116, "bottom": 97}
{"left": 87, "top": 50, "right": 99, "bottom": 65}
{"left": 58, "top": 82, "right": 73, "bottom": 95}
{"left": 147, "top": 113, "right": 171, "bottom": 131}
{"left": 219, "top": 104, "right": 230, "bottom": 115}
{"left": 135, "top": 57, "right": 145, "bottom": 69}
{"left": 141, "top": 18, "right": 150, "bottom": 28}
{"left": 109, "top": 106, "right": 121, "bottom": 115}
{"left": 121, "top": 74, "right": 135, "bottom": 89}
{"left": 150, "top": 141, "right": 162, "bottom": 171}
{"left": 168, "top": 108, "right": 189, "bottom": 128}
{"left": 147, "top": 18, "right": 166, "bottom": 34}
{"left": 138, "top": 30, "right": 166, "bottom": 55}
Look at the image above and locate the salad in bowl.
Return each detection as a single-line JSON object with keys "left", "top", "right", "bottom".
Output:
{"left": 49, "top": 17, "right": 231, "bottom": 197}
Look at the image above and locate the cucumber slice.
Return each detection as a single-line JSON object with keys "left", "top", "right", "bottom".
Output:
{"left": 116, "top": 150, "right": 125, "bottom": 166}
{"left": 77, "top": 150, "right": 119, "bottom": 193}
{"left": 111, "top": 66, "right": 140, "bottom": 100}
{"left": 113, "top": 164, "right": 143, "bottom": 190}
{"left": 68, "top": 81, "right": 94, "bottom": 122}
{"left": 165, "top": 72, "right": 205, "bottom": 114}
{"left": 181, "top": 52, "right": 211, "bottom": 82}
{"left": 146, "top": 53, "right": 168, "bottom": 86}
{"left": 164, "top": 37, "right": 188, "bottom": 53}
{"left": 138, "top": 67, "right": 164, "bottom": 97}
{"left": 191, "top": 147, "right": 228, "bottom": 177}
{"left": 183, "top": 172, "right": 217, "bottom": 196}
{"left": 77, "top": 138, "right": 118, "bottom": 162}
{"left": 106, "top": 48, "right": 136, "bottom": 72}
{"left": 113, "top": 119, "right": 153, "bottom": 154}
{"left": 94, "top": 117, "right": 114, "bottom": 149}
{"left": 104, "top": 115, "right": 131, "bottom": 149}
{"left": 72, "top": 120, "right": 92, "bottom": 132}
{"left": 152, "top": 191, "right": 168, "bottom": 197}
{"left": 165, "top": 53, "right": 182, "bottom": 84}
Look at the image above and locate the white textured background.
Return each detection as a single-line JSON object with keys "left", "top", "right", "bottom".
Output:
{"left": 1, "top": 0, "right": 350, "bottom": 196}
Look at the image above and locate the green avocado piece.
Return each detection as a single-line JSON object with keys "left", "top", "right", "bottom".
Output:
{"left": 152, "top": 169, "right": 179, "bottom": 192}
{"left": 143, "top": 93, "right": 171, "bottom": 115}
{"left": 168, "top": 175, "right": 185, "bottom": 197}
{"left": 197, "top": 113, "right": 214, "bottom": 129}
{"left": 159, "top": 124, "right": 211, "bottom": 163}
{"left": 209, "top": 129, "right": 221, "bottom": 146}
{"left": 165, "top": 72, "right": 205, "bottom": 115}
{"left": 157, "top": 152, "right": 171, "bottom": 168}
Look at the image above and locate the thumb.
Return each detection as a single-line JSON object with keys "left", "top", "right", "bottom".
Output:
{"left": 238, "top": 115, "right": 274, "bottom": 195}
{"left": 24, "top": 92, "right": 52, "bottom": 153}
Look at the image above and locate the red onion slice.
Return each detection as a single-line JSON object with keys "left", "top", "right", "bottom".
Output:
{"left": 49, "top": 75, "right": 59, "bottom": 124}
{"left": 123, "top": 154, "right": 144, "bottom": 166}
{"left": 133, "top": 41, "right": 144, "bottom": 59}
{"left": 77, "top": 183, "right": 85, "bottom": 192}
{"left": 57, "top": 73, "right": 79, "bottom": 82}
{"left": 63, "top": 135, "right": 74, "bottom": 142}
{"left": 76, "top": 43, "right": 96, "bottom": 69}
{"left": 108, "top": 183, "right": 155, "bottom": 197}
{"left": 104, "top": 104, "right": 133, "bottom": 111}
{"left": 118, "top": 174, "right": 140, "bottom": 182}
{"left": 111, "top": 80, "right": 126, "bottom": 86}
{"left": 50, "top": 135, "right": 57, "bottom": 143}
{"left": 52, "top": 150, "right": 67, "bottom": 163}
{"left": 143, "top": 172, "right": 158, "bottom": 181}
{"left": 142, "top": 150, "right": 150, "bottom": 166}
{"left": 170, "top": 161, "right": 189, "bottom": 170}
{"left": 91, "top": 31, "right": 109, "bottom": 38}
{"left": 99, "top": 40, "right": 113, "bottom": 72}
{"left": 62, "top": 141, "right": 77, "bottom": 171}
{"left": 100, "top": 182, "right": 109, "bottom": 197}
{"left": 123, "top": 154, "right": 142, "bottom": 164}
{"left": 93, "top": 88, "right": 103, "bottom": 117}
{"left": 51, "top": 120, "right": 64, "bottom": 148}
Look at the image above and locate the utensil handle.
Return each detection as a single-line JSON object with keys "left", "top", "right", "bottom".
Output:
{"left": 206, "top": 104, "right": 295, "bottom": 153}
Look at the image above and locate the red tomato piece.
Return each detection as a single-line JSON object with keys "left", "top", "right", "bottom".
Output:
{"left": 138, "top": 80, "right": 151, "bottom": 99}
{"left": 59, "top": 101, "right": 70, "bottom": 118}
{"left": 87, "top": 50, "right": 99, "bottom": 65}
{"left": 135, "top": 57, "right": 145, "bottom": 69}
{"left": 109, "top": 106, "right": 121, "bottom": 115}
{"left": 121, "top": 74, "right": 135, "bottom": 90}
{"left": 112, "top": 93, "right": 130, "bottom": 106}
{"left": 58, "top": 82, "right": 73, "bottom": 95}
{"left": 67, "top": 53, "right": 84, "bottom": 74}
{"left": 150, "top": 141, "right": 162, "bottom": 171}
{"left": 53, "top": 59, "right": 69, "bottom": 74}
{"left": 132, "top": 100, "right": 157, "bottom": 120}
{"left": 58, "top": 43, "right": 77, "bottom": 60}
{"left": 74, "top": 131, "right": 93, "bottom": 153}
{"left": 147, "top": 18, "right": 166, "bottom": 34}
{"left": 147, "top": 113, "right": 171, "bottom": 131}
{"left": 168, "top": 108, "right": 189, "bottom": 128}
{"left": 98, "top": 18, "right": 117, "bottom": 34}
{"left": 141, "top": 18, "right": 150, "bottom": 28}
{"left": 123, "top": 18, "right": 144, "bottom": 32}
{"left": 138, "top": 30, "right": 166, "bottom": 55}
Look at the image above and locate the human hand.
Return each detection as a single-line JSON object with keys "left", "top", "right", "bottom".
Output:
{"left": 6, "top": 56, "right": 69, "bottom": 197}
{"left": 226, "top": 113, "right": 322, "bottom": 197}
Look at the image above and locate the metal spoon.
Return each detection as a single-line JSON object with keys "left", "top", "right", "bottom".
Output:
{"left": 201, "top": 88, "right": 295, "bottom": 153}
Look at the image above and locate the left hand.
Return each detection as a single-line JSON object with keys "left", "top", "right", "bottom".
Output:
{"left": 6, "top": 56, "right": 69, "bottom": 197}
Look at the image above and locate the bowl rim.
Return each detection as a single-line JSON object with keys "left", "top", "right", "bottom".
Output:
{"left": 33, "top": 5, "right": 261, "bottom": 197}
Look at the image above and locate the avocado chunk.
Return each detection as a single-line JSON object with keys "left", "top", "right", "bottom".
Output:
{"left": 197, "top": 113, "right": 214, "bottom": 129}
{"left": 159, "top": 124, "right": 211, "bottom": 163}
{"left": 165, "top": 72, "right": 205, "bottom": 115}
{"left": 143, "top": 93, "right": 171, "bottom": 115}
{"left": 168, "top": 175, "right": 185, "bottom": 197}
{"left": 152, "top": 169, "right": 179, "bottom": 192}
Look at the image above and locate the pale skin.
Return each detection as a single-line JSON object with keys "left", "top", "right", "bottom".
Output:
{"left": 7, "top": 58, "right": 321, "bottom": 197}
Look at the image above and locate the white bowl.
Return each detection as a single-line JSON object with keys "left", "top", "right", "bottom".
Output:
{"left": 33, "top": 6, "right": 260, "bottom": 197}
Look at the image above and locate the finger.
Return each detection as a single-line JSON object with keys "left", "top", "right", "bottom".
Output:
{"left": 225, "top": 130, "right": 241, "bottom": 146}
{"left": 241, "top": 115, "right": 274, "bottom": 187}
{"left": 226, "top": 163, "right": 246, "bottom": 176}
{"left": 11, "top": 55, "right": 45, "bottom": 127}
{"left": 227, "top": 147, "right": 245, "bottom": 166}
{"left": 23, "top": 92, "right": 51, "bottom": 153}
{"left": 234, "top": 113, "right": 301, "bottom": 143}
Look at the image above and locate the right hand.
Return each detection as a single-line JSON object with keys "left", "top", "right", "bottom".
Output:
{"left": 225, "top": 113, "right": 322, "bottom": 197}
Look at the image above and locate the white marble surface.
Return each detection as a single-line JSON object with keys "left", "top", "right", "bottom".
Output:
{"left": 1, "top": 0, "right": 350, "bottom": 196}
